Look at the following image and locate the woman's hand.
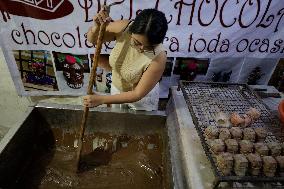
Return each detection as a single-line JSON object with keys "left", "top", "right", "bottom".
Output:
{"left": 93, "top": 5, "right": 112, "bottom": 25}
{"left": 83, "top": 94, "right": 104, "bottom": 107}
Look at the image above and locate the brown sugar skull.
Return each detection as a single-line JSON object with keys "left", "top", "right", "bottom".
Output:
{"left": 63, "top": 55, "right": 84, "bottom": 89}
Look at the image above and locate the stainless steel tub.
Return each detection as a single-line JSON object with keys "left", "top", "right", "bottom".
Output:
{"left": 0, "top": 103, "right": 175, "bottom": 189}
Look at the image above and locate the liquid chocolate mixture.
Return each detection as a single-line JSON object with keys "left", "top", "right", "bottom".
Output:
{"left": 14, "top": 128, "right": 166, "bottom": 189}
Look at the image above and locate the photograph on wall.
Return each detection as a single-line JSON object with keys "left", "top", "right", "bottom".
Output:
{"left": 90, "top": 54, "right": 112, "bottom": 93}
{"left": 173, "top": 57, "right": 210, "bottom": 82}
{"left": 238, "top": 58, "right": 278, "bottom": 85}
{"left": 12, "top": 50, "right": 59, "bottom": 91}
{"left": 52, "top": 52, "right": 90, "bottom": 93}
{"left": 160, "top": 57, "right": 175, "bottom": 98}
{"left": 268, "top": 59, "right": 284, "bottom": 92}
{"left": 163, "top": 57, "right": 174, "bottom": 77}
{"left": 205, "top": 57, "right": 244, "bottom": 83}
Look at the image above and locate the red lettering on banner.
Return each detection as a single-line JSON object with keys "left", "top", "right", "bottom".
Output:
{"left": 174, "top": 0, "right": 196, "bottom": 25}
{"left": 114, "top": 0, "right": 132, "bottom": 20}
{"left": 198, "top": 0, "right": 218, "bottom": 27}
{"left": 274, "top": 8, "right": 284, "bottom": 32}
{"left": 78, "top": 0, "right": 93, "bottom": 22}
{"left": 155, "top": 0, "right": 160, "bottom": 9}
{"left": 220, "top": 0, "right": 238, "bottom": 28}
{"left": 97, "top": 0, "right": 101, "bottom": 13}
{"left": 256, "top": 0, "right": 274, "bottom": 29}
{"left": 239, "top": 0, "right": 260, "bottom": 28}
{"left": 5, "top": 1, "right": 284, "bottom": 57}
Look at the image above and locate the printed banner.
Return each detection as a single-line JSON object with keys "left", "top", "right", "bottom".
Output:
{"left": 0, "top": 0, "right": 283, "bottom": 95}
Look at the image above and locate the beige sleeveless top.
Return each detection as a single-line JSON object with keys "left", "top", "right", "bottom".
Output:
{"left": 109, "top": 22, "right": 166, "bottom": 92}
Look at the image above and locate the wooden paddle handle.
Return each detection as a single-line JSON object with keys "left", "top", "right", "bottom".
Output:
{"left": 87, "top": 24, "right": 107, "bottom": 95}
{"left": 76, "top": 23, "right": 107, "bottom": 171}
{"left": 79, "top": 22, "right": 106, "bottom": 140}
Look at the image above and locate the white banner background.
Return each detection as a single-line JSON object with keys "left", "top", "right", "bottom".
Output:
{"left": 0, "top": 0, "right": 283, "bottom": 96}
{"left": 0, "top": 0, "right": 284, "bottom": 58}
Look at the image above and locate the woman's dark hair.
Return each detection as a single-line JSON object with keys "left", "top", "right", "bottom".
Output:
{"left": 129, "top": 9, "right": 168, "bottom": 45}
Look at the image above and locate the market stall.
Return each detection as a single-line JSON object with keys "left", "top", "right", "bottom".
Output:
{"left": 0, "top": 0, "right": 284, "bottom": 188}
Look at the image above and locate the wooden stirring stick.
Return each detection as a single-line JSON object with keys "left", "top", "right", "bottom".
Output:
{"left": 75, "top": 7, "right": 109, "bottom": 172}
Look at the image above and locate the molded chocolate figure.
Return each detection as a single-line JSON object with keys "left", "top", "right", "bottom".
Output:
{"left": 212, "top": 70, "right": 232, "bottom": 82}
{"left": 212, "top": 71, "right": 222, "bottom": 82}
{"left": 63, "top": 55, "right": 84, "bottom": 89}
{"left": 222, "top": 70, "right": 232, "bottom": 82}
{"left": 247, "top": 67, "right": 264, "bottom": 85}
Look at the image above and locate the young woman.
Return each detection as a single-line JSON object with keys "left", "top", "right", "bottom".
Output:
{"left": 83, "top": 8, "right": 168, "bottom": 111}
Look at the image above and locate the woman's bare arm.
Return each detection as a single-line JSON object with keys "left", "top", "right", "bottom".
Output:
{"left": 83, "top": 51, "right": 167, "bottom": 107}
